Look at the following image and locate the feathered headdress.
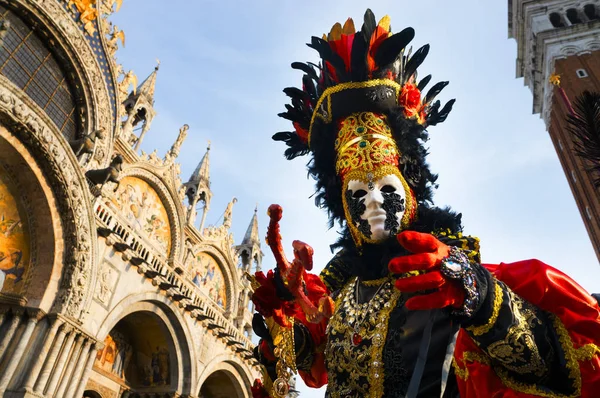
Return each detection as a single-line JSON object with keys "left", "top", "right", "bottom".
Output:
{"left": 274, "top": 9, "right": 460, "bottom": 237}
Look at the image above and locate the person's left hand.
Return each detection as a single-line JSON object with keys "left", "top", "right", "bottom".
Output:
{"left": 388, "top": 230, "right": 467, "bottom": 311}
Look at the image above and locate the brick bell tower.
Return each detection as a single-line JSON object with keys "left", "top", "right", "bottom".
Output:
{"left": 509, "top": 1, "right": 600, "bottom": 260}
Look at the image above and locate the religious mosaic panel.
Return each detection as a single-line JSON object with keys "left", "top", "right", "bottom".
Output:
{"left": 189, "top": 252, "right": 227, "bottom": 309}
{"left": 112, "top": 176, "right": 171, "bottom": 255}
{"left": 0, "top": 169, "right": 30, "bottom": 295}
{"left": 95, "top": 315, "right": 171, "bottom": 387}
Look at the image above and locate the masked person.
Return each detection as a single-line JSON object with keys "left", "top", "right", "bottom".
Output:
{"left": 250, "top": 9, "right": 600, "bottom": 398}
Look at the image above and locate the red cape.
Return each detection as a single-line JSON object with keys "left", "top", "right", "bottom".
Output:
{"left": 454, "top": 259, "right": 600, "bottom": 397}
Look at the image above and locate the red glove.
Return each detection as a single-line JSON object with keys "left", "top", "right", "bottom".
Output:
{"left": 388, "top": 231, "right": 466, "bottom": 311}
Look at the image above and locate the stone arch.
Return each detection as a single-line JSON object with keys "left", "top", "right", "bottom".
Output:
{"left": 2, "top": 0, "right": 116, "bottom": 168}
{"left": 0, "top": 125, "right": 62, "bottom": 309}
{"left": 0, "top": 80, "right": 97, "bottom": 320}
{"left": 83, "top": 391, "right": 103, "bottom": 398}
{"left": 96, "top": 291, "right": 196, "bottom": 396}
{"left": 116, "top": 166, "right": 184, "bottom": 262}
{"left": 197, "top": 355, "right": 254, "bottom": 398}
{"left": 193, "top": 244, "right": 239, "bottom": 316}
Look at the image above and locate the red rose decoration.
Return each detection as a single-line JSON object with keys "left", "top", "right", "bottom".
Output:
{"left": 251, "top": 379, "right": 270, "bottom": 398}
{"left": 399, "top": 83, "right": 422, "bottom": 119}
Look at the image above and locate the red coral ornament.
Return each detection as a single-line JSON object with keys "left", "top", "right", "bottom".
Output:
{"left": 399, "top": 83, "right": 422, "bottom": 120}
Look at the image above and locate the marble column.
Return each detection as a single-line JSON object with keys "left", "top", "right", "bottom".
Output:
{"left": 64, "top": 338, "right": 92, "bottom": 398}
{"left": 73, "top": 345, "right": 98, "bottom": 398}
{"left": 0, "top": 312, "right": 41, "bottom": 391}
{"left": 34, "top": 323, "right": 69, "bottom": 394}
{"left": 21, "top": 317, "right": 64, "bottom": 392}
{"left": 45, "top": 328, "right": 77, "bottom": 396}
{"left": 0, "top": 308, "right": 8, "bottom": 327}
{"left": 55, "top": 333, "right": 85, "bottom": 397}
{"left": 0, "top": 309, "right": 22, "bottom": 360}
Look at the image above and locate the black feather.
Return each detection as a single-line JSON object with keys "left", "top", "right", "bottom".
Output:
{"left": 373, "top": 27, "right": 415, "bottom": 69}
{"left": 302, "top": 75, "right": 318, "bottom": 104}
{"left": 425, "top": 81, "right": 449, "bottom": 105}
{"left": 417, "top": 74, "right": 432, "bottom": 91}
{"left": 403, "top": 44, "right": 430, "bottom": 84}
{"left": 291, "top": 62, "right": 319, "bottom": 81}
{"left": 307, "top": 36, "right": 348, "bottom": 82}
{"left": 272, "top": 132, "right": 309, "bottom": 159}
{"left": 362, "top": 9, "right": 377, "bottom": 43}
{"left": 350, "top": 30, "right": 368, "bottom": 81}
{"left": 567, "top": 91, "right": 600, "bottom": 186}
{"left": 428, "top": 99, "right": 455, "bottom": 126}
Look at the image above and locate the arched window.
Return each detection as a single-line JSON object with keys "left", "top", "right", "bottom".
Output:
{"left": 584, "top": 4, "right": 599, "bottom": 20}
{"left": 549, "top": 12, "right": 566, "bottom": 28}
{"left": 0, "top": 5, "right": 81, "bottom": 140}
{"left": 566, "top": 8, "right": 582, "bottom": 24}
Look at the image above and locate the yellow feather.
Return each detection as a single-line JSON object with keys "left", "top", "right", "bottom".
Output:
{"left": 342, "top": 18, "right": 355, "bottom": 35}
{"left": 378, "top": 15, "right": 391, "bottom": 32}
{"left": 329, "top": 22, "right": 342, "bottom": 41}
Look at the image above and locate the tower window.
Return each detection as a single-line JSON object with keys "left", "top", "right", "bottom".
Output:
{"left": 566, "top": 8, "right": 582, "bottom": 24}
{"left": 558, "top": 139, "right": 564, "bottom": 151}
{"left": 549, "top": 12, "right": 566, "bottom": 28}
{"left": 586, "top": 206, "right": 593, "bottom": 220}
{"left": 571, "top": 170, "right": 577, "bottom": 183}
{"left": 576, "top": 69, "right": 589, "bottom": 78}
{"left": 584, "top": 4, "right": 599, "bottom": 20}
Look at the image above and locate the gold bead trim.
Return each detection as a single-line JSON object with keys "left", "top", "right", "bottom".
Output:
{"left": 334, "top": 112, "right": 399, "bottom": 178}
{"left": 466, "top": 281, "right": 503, "bottom": 336}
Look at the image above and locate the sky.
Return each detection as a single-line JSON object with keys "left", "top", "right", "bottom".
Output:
{"left": 110, "top": 1, "right": 600, "bottom": 396}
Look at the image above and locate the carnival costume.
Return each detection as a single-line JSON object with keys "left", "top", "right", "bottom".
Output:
{"left": 250, "top": 10, "right": 600, "bottom": 398}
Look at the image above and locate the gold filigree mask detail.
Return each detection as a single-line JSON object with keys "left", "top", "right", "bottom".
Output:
{"left": 335, "top": 112, "right": 399, "bottom": 178}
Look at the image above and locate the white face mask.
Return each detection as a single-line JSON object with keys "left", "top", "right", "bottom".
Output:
{"left": 345, "top": 174, "right": 407, "bottom": 242}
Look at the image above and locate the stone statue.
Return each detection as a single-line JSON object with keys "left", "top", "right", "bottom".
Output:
{"left": 165, "top": 124, "right": 188, "bottom": 161}
{"left": 223, "top": 197, "right": 237, "bottom": 228}
{"left": 0, "top": 20, "right": 10, "bottom": 46}
{"left": 69, "top": 128, "right": 105, "bottom": 159}
{"left": 107, "top": 24, "right": 125, "bottom": 56}
{"left": 119, "top": 70, "right": 137, "bottom": 100}
{"left": 85, "top": 155, "right": 123, "bottom": 192}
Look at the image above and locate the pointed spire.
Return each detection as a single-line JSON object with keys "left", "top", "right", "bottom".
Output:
{"left": 135, "top": 62, "right": 159, "bottom": 105}
{"left": 184, "top": 141, "right": 212, "bottom": 229}
{"left": 242, "top": 206, "right": 260, "bottom": 246}
{"left": 188, "top": 141, "right": 211, "bottom": 188}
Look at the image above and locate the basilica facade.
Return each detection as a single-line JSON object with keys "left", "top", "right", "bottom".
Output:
{"left": 0, "top": 0, "right": 261, "bottom": 397}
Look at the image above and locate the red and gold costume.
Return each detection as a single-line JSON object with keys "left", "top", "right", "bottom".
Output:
{"left": 251, "top": 9, "right": 600, "bottom": 398}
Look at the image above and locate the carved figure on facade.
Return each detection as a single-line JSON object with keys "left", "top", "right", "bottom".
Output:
{"left": 100, "top": 0, "right": 123, "bottom": 16}
{"left": 68, "top": 0, "right": 99, "bottom": 35}
{"left": 69, "top": 128, "right": 105, "bottom": 159}
{"left": 0, "top": 20, "right": 10, "bottom": 46}
{"left": 164, "top": 124, "right": 188, "bottom": 162}
{"left": 118, "top": 70, "right": 137, "bottom": 103}
{"left": 95, "top": 265, "right": 117, "bottom": 305}
{"left": 107, "top": 23, "right": 125, "bottom": 57}
{"left": 85, "top": 154, "right": 123, "bottom": 192}
{"left": 223, "top": 197, "right": 237, "bottom": 229}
